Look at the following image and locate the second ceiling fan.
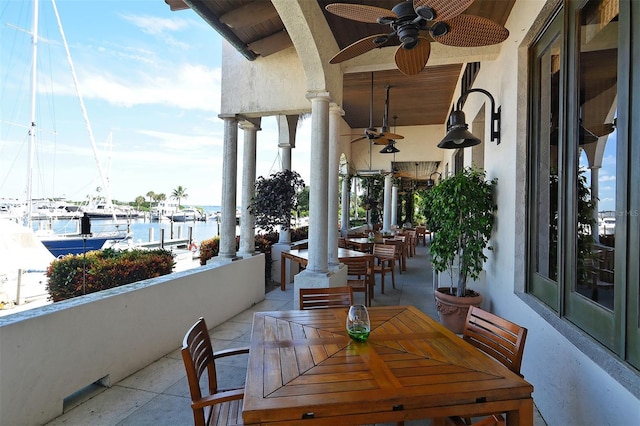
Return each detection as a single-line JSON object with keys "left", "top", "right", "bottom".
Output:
{"left": 326, "top": 0, "right": 509, "bottom": 75}
{"left": 351, "top": 73, "right": 404, "bottom": 146}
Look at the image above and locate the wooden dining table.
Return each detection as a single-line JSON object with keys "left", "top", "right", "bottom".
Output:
{"left": 344, "top": 236, "right": 375, "bottom": 253}
{"left": 242, "top": 306, "right": 534, "bottom": 425}
{"left": 280, "top": 248, "right": 371, "bottom": 291}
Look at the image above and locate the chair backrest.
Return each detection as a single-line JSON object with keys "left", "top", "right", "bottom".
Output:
{"left": 463, "top": 306, "right": 528, "bottom": 375}
{"left": 338, "top": 237, "right": 347, "bottom": 248}
{"left": 299, "top": 286, "right": 354, "bottom": 310}
{"left": 342, "top": 256, "right": 370, "bottom": 277}
{"left": 373, "top": 243, "right": 396, "bottom": 261}
{"left": 182, "top": 317, "right": 218, "bottom": 421}
{"left": 383, "top": 238, "right": 404, "bottom": 257}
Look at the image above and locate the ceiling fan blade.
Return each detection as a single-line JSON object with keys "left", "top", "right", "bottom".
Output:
{"left": 435, "top": 15, "right": 509, "bottom": 47}
{"left": 395, "top": 172, "right": 413, "bottom": 178}
{"left": 395, "top": 36, "right": 431, "bottom": 76}
{"left": 325, "top": 3, "right": 396, "bottom": 24}
{"left": 413, "top": 0, "right": 474, "bottom": 22}
{"left": 350, "top": 135, "right": 367, "bottom": 144}
{"left": 330, "top": 34, "right": 390, "bottom": 64}
{"left": 373, "top": 136, "right": 393, "bottom": 145}
{"left": 380, "top": 132, "right": 404, "bottom": 140}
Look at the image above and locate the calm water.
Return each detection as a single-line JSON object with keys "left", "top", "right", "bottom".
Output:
{"left": 31, "top": 206, "right": 230, "bottom": 244}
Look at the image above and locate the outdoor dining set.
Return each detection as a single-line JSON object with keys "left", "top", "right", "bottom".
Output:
{"left": 179, "top": 226, "right": 534, "bottom": 426}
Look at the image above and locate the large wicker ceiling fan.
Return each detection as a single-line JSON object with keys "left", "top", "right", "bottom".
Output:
{"left": 326, "top": 0, "right": 509, "bottom": 75}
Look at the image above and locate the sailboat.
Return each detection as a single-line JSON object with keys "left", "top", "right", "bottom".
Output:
{"left": 3, "top": 0, "right": 128, "bottom": 257}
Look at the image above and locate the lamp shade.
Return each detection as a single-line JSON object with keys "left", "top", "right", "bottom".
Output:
{"left": 380, "top": 142, "right": 399, "bottom": 153}
{"left": 437, "top": 110, "right": 481, "bottom": 149}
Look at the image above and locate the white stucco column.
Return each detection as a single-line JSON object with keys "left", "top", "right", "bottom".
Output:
{"left": 293, "top": 92, "right": 346, "bottom": 308}
{"left": 591, "top": 166, "right": 600, "bottom": 243}
{"left": 391, "top": 184, "right": 398, "bottom": 228}
{"left": 328, "top": 103, "right": 344, "bottom": 267}
{"left": 382, "top": 174, "right": 392, "bottom": 233}
{"left": 277, "top": 115, "right": 297, "bottom": 245}
{"left": 272, "top": 115, "right": 300, "bottom": 286}
{"left": 238, "top": 118, "right": 260, "bottom": 257}
{"left": 341, "top": 175, "right": 350, "bottom": 236}
{"left": 304, "top": 92, "right": 330, "bottom": 273}
{"left": 217, "top": 115, "right": 238, "bottom": 261}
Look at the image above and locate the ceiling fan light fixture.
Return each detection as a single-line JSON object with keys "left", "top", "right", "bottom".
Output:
{"left": 431, "top": 21, "right": 449, "bottom": 38}
{"left": 438, "top": 88, "right": 501, "bottom": 149}
{"left": 374, "top": 35, "right": 390, "bottom": 45}
{"left": 380, "top": 142, "right": 400, "bottom": 154}
{"left": 377, "top": 16, "right": 396, "bottom": 25}
{"left": 415, "top": 6, "right": 435, "bottom": 21}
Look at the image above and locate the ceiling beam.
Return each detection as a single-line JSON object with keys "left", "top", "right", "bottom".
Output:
{"left": 248, "top": 31, "right": 293, "bottom": 57}
{"left": 219, "top": 2, "right": 280, "bottom": 29}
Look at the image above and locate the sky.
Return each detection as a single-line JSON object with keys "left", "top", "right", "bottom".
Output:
{"left": 0, "top": 0, "right": 311, "bottom": 207}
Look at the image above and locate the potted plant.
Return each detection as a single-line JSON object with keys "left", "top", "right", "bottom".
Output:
{"left": 248, "top": 170, "right": 305, "bottom": 234}
{"left": 424, "top": 167, "right": 497, "bottom": 333}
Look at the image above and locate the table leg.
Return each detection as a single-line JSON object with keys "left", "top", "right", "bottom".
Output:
{"left": 281, "top": 252, "right": 286, "bottom": 291}
{"left": 505, "top": 398, "right": 534, "bottom": 426}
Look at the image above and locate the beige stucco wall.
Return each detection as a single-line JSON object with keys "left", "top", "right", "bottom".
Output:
{"left": 469, "top": 1, "right": 640, "bottom": 425}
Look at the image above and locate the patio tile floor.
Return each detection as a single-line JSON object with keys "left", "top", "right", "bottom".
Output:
{"left": 45, "top": 242, "right": 546, "bottom": 426}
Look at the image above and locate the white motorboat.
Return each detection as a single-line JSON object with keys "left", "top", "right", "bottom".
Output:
{"left": 169, "top": 208, "right": 204, "bottom": 222}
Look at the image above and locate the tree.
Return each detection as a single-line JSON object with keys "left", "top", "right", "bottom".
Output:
{"left": 296, "top": 186, "right": 310, "bottom": 216}
{"left": 171, "top": 186, "right": 188, "bottom": 208}
{"left": 146, "top": 191, "right": 156, "bottom": 207}
{"left": 424, "top": 167, "right": 497, "bottom": 297}
{"left": 134, "top": 196, "right": 145, "bottom": 210}
{"left": 248, "top": 170, "right": 305, "bottom": 233}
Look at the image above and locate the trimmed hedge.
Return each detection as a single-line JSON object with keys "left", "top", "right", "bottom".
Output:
{"left": 46, "top": 248, "right": 175, "bottom": 302}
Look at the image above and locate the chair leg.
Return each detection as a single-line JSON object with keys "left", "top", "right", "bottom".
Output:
{"left": 391, "top": 264, "right": 396, "bottom": 289}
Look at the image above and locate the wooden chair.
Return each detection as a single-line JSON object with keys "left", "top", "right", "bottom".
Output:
{"left": 384, "top": 238, "right": 406, "bottom": 272}
{"left": 415, "top": 226, "right": 428, "bottom": 246}
{"left": 338, "top": 237, "right": 347, "bottom": 248}
{"left": 448, "top": 306, "right": 528, "bottom": 426}
{"left": 299, "top": 286, "right": 354, "bottom": 310}
{"left": 372, "top": 243, "right": 396, "bottom": 294}
{"left": 404, "top": 229, "right": 417, "bottom": 257}
{"left": 341, "top": 257, "right": 374, "bottom": 307}
{"left": 181, "top": 317, "right": 249, "bottom": 426}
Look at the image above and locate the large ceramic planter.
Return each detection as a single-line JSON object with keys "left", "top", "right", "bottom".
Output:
{"left": 434, "top": 287, "right": 483, "bottom": 334}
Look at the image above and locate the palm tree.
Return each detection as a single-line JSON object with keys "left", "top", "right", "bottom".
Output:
{"left": 146, "top": 191, "right": 156, "bottom": 207}
{"left": 134, "top": 196, "right": 145, "bottom": 211}
{"left": 172, "top": 186, "right": 188, "bottom": 209}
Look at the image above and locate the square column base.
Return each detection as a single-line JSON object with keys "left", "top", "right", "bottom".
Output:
{"left": 207, "top": 255, "right": 237, "bottom": 267}
{"left": 293, "top": 265, "right": 347, "bottom": 309}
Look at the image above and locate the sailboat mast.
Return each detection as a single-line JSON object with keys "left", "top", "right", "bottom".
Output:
{"left": 51, "top": 0, "right": 115, "bottom": 215}
{"left": 25, "top": 0, "right": 40, "bottom": 229}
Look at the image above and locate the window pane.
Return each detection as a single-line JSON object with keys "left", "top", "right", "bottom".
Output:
{"left": 574, "top": 0, "right": 617, "bottom": 311}
{"left": 534, "top": 36, "right": 561, "bottom": 282}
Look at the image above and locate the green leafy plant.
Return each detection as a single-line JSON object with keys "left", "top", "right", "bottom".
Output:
{"left": 248, "top": 170, "right": 305, "bottom": 233}
{"left": 424, "top": 167, "right": 497, "bottom": 297}
{"left": 46, "top": 248, "right": 175, "bottom": 301}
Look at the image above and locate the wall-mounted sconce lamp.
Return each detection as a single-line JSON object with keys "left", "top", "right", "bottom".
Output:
{"left": 438, "top": 88, "right": 501, "bottom": 149}
{"left": 380, "top": 141, "right": 399, "bottom": 154}
{"left": 426, "top": 172, "right": 441, "bottom": 189}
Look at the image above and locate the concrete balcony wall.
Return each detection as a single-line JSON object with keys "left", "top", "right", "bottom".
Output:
{"left": 0, "top": 254, "right": 265, "bottom": 426}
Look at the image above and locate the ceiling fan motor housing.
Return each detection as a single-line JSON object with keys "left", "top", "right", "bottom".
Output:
{"left": 392, "top": 1, "right": 421, "bottom": 47}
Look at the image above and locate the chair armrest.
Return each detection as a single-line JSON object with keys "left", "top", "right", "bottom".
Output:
{"left": 213, "top": 346, "right": 250, "bottom": 359}
{"left": 191, "top": 388, "right": 244, "bottom": 409}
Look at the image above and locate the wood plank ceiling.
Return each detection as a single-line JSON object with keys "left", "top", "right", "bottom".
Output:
{"left": 165, "top": 0, "right": 515, "bottom": 130}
